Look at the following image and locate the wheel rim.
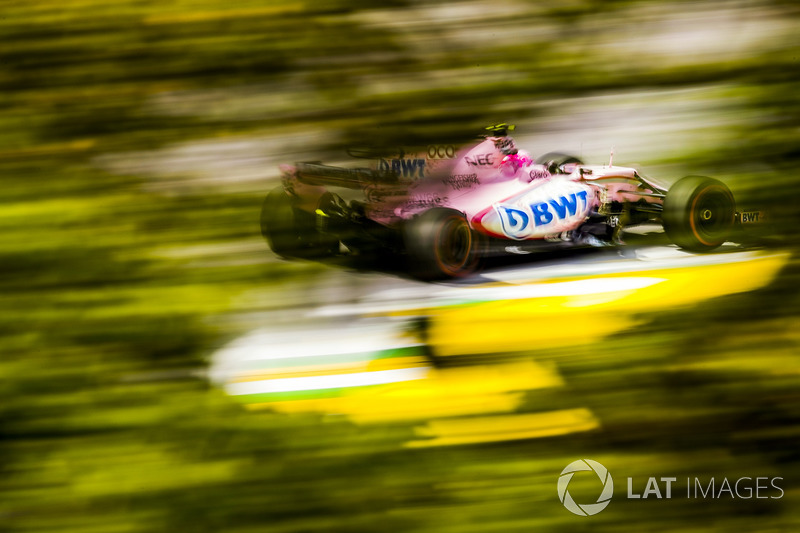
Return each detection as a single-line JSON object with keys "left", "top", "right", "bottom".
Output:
{"left": 434, "top": 216, "right": 473, "bottom": 275}
{"left": 690, "top": 186, "right": 734, "bottom": 246}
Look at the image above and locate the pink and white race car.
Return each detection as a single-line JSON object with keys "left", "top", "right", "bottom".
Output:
{"left": 261, "top": 124, "right": 748, "bottom": 279}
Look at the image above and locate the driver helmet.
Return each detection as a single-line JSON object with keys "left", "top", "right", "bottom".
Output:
{"left": 500, "top": 149, "right": 533, "bottom": 176}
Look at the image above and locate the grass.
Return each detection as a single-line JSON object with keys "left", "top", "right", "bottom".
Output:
{"left": 1, "top": 0, "right": 799, "bottom": 531}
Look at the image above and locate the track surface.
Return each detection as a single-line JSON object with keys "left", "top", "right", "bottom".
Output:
{"left": 210, "top": 227, "right": 788, "bottom": 445}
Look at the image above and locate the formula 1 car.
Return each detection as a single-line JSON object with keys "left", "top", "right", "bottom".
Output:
{"left": 261, "top": 124, "right": 749, "bottom": 279}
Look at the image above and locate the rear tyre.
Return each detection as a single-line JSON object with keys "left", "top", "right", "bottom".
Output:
{"left": 663, "top": 176, "right": 735, "bottom": 252}
{"left": 404, "top": 209, "right": 481, "bottom": 280}
{"left": 260, "top": 186, "right": 338, "bottom": 258}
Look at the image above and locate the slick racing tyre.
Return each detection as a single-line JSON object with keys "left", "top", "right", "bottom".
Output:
{"left": 663, "top": 176, "right": 735, "bottom": 252}
{"left": 404, "top": 208, "right": 481, "bottom": 280}
{"left": 260, "top": 187, "right": 338, "bottom": 259}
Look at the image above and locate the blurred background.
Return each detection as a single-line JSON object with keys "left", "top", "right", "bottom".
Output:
{"left": 1, "top": 0, "right": 799, "bottom": 531}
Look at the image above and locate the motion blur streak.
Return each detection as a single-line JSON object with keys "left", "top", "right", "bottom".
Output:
{"left": 212, "top": 250, "right": 787, "bottom": 427}
{"left": 406, "top": 409, "right": 600, "bottom": 448}
{"left": 2, "top": 0, "right": 799, "bottom": 532}
{"left": 248, "top": 358, "right": 563, "bottom": 423}
{"left": 226, "top": 367, "right": 430, "bottom": 396}
{"left": 428, "top": 251, "right": 787, "bottom": 355}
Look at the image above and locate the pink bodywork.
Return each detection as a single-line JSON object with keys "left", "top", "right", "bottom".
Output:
{"left": 283, "top": 137, "right": 666, "bottom": 241}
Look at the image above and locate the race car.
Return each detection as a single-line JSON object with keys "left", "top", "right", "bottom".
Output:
{"left": 260, "top": 124, "right": 747, "bottom": 279}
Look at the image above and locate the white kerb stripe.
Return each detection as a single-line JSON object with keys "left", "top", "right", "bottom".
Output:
{"left": 226, "top": 367, "right": 430, "bottom": 395}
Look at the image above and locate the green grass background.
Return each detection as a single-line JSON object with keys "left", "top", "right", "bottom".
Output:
{"left": 1, "top": 0, "right": 799, "bottom": 531}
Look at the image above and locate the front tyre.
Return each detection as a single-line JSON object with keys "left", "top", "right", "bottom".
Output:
{"left": 663, "top": 176, "right": 735, "bottom": 252}
{"left": 260, "top": 186, "right": 338, "bottom": 258}
{"left": 404, "top": 209, "right": 480, "bottom": 280}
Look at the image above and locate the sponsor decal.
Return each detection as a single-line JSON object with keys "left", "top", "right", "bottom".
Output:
{"left": 465, "top": 154, "right": 494, "bottom": 166}
{"left": 427, "top": 145, "right": 457, "bottom": 159}
{"left": 495, "top": 191, "right": 589, "bottom": 239}
{"left": 529, "top": 169, "right": 550, "bottom": 180}
{"left": 442, "top": 173, "right": 479, "bottom": 190}
{"left": 492, "top": 137, "right": 515, "bottom": 153}
{"left": 379, "top": 158, "right": 427, "bottom": 179}
{"left": 740, "top": 211, "right": 761, "bottom": 223}
{"left": 496, "top": 205, "right": 531, "bottom": 239}
{"left": 408, "top": 194, "right": 448, "bottom": 209}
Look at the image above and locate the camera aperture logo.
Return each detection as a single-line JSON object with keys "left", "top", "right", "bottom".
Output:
{"left": 557, "top": 459, "right": 614, "bottom": 516}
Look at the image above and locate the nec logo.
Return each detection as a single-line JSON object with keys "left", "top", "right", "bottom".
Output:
{"left": 378, "top": 158, "right": 426, "bottom": 179}
{"left": 495, "top": 191, "right": 590, "bottom": 239}
{"left": 465, "top": 154, "right": 494, "bottom": 166}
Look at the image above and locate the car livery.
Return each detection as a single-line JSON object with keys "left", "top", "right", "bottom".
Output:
{"left": 378, "top": 158, "right": 427, "bottom": 179}
{"left": 481, "top": 179, "right": 593, "bottom": 239}
{"left": 262, "top": 124, "right": 754, "bottom": 279}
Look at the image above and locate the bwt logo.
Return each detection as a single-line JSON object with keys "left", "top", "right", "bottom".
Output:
{"left": 558, "top": 459, "right": 614, "bottom": 516}
{"left": 740, "top": 211, "right": 760, "bottom": 223}
{"left": 495, "top": 191, "right": 590, "bottom": 239}
{"left": 379, "top": 158, "right": 426, "bottom": 179}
